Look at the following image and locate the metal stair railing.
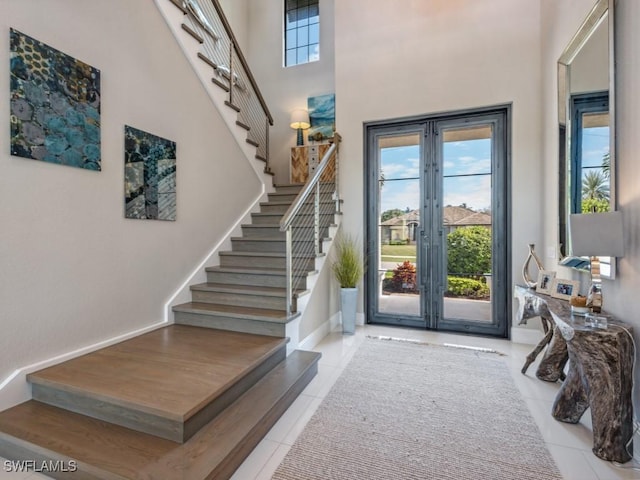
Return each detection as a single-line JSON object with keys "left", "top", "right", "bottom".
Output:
{"left": 179, "top": 0, "right": 274, "bottom": 166}
{"left": 280, "top": 133, "right": 342, "bottom": 314}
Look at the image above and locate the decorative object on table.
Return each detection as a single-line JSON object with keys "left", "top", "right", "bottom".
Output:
{"left": 9, "top": 29, "right": 101, "bottom": 170}
{"left": 289, "top": 109, "right": 310, "bottom": 146}
{"left": 522, "top": 243, "right": 544, "bottom": 288}
{"left": 536, "top": 270, "right": 556, "bottom": 295}
{"left": 272, "top": 337, "right": 563, "bottom": 480}
{"left": 514, "top": 285, "right": 568, "bottom": 382}
{"left": 570, "top": 212, "right": 624, "bottom": 313}
{"left": 124, "top": 126, "right": 176, "bottom": 221}
{"left": 569, "top": 295, "right": 589, "bottom": 316}
{"left": 550, "top": 278, "right": 580, "bottom": 301}
{"left": 332, "top": 233, "right": 364, "bottom": 335}
{"left": 307, "top": 93, "right": 335, "bottom": 142}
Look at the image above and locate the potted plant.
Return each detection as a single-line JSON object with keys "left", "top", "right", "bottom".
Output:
{"left": 332, "top": 233, "right": 364, "bottom": 334}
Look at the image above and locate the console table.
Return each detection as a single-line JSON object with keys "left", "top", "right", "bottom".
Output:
{"left": 514, "top": 285, "right": 634, "bottom": 462}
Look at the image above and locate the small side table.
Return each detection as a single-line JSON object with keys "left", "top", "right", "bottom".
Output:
{"left": 514, "top": 286, "right": 634, "bottom": 463}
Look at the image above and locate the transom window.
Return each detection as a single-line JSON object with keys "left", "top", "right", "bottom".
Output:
{"left": 285, "top": 0, "right": 319, "bottom": 67}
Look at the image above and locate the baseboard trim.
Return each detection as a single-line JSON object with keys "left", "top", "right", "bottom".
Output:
{"left": 298, "top": 312, "right": 341, "bottom": 351}
{"left": 0, "top": 320, "right": 167, "bottom": 412}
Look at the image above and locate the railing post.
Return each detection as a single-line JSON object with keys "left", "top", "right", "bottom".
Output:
{"left": 228, "top": 42, "right": 234, "bottom": 105}
{"left": 265, "top": 117, "right": 270, "bottom": 169}
{"left": 334, "top": 140, "right": 341, "bottom": 213}
{"left": 285, "top": 226, "right": 293, "bottom": 314}
{"left": 314, "top": 183, "right": 320, "bottom": 256}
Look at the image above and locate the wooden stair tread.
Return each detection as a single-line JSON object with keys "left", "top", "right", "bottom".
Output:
{"left": 173, "top": 302, "right": 297, "bottom": 322}
{"left": 27, "top": 326, "right": 286, "bottom": 421}
{"left": 204, "top": 265, "right": 317, "bottom": 277}
{"left": 191, "top": 283, "right": 308, "bottom": 297}
{"left": 0, "top": 351, "right": 321, "bottom": 480}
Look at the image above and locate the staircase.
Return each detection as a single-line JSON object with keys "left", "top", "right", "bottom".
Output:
{"left": 0, "top": 326, "right": 320, "bottom": 479}
{"left": 0, "top": 183, "right": 338, "bottom": 479}
{"left": 172, "top": 183, "right": 338, "bottom": 339}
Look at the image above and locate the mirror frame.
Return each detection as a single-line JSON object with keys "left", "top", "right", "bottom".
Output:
{"left": 557, "top": 0, "right": 616, "bottom": 276}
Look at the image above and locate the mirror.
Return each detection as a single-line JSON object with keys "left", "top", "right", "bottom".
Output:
{"left": 558, "top": 0, "right": 616, "bottom": 277}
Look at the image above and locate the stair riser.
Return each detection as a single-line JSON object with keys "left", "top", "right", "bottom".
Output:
{"left": 191, "top": 290, "right": 286, "bottom": 311}
{"left": 267, "top": 192, "right": 333, "bottom": 204}
{"left": 205, "top": 271, "right": 308, "bottom": 290}
{"left": 252, "top": 213, "right": 335, "bottom": 225}
{"left": 174, "top": 311, "right": 287, "bottom": 337}
{"left": 260, "top": 202, "right": 335, "bottom": 214}
{"left": 241, "top": 226, "right": 330, "bottom": 240}
{"left": 220, "top": 255, "right": 315, "bottom": 271}
{"left": 231, "top": 239, "right": 286, "bottom": 253}
{"left": 231, "top": 240, "right": 319, "bottom": 254}
{"left": 274, "top": 185, "right": 303, "bottom": 194}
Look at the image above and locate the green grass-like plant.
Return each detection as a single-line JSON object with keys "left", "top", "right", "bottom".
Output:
{"left": 332, "top": 234, "right": 364, "bottom": 288}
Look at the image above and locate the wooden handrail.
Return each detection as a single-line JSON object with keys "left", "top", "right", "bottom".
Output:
{"left": 210, "top": 0, "right": 274, "bottom": 125}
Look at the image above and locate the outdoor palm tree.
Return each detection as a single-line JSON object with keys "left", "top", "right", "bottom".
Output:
{"left": 582, "top": 170, "right": 610, "bottom": 201}
{"left": 602, "top": 152, "right": 610, "bottom": 179}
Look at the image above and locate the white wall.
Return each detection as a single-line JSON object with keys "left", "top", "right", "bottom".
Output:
{"left": 218, "top": 0, "right": 250, "bottom": 52}
{"left": 334, "top": 0, "right": 543, "bottom": 333}
{"left": 0, "top": 0, "right": 261, "bottom": 401}
{"left": 247, "top": 0, "right": 336, "bottom": 185}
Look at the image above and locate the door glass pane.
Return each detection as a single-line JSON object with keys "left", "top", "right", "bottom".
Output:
{"left": 377, "top": 134, "right": 421, "bottom": 317}
{"left": 441, "top": 126, "right": 492, "bottom": 323}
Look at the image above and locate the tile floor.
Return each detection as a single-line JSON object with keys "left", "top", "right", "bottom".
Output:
{"left": 1, "top": 324, "right": 639, "bottom": 480}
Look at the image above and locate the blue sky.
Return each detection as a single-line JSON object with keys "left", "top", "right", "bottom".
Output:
{"left": 581, "top": 125, "right": 609, "bottom": 170}
{"left": 379, "top": 139, "right": 492, "bottom": 213}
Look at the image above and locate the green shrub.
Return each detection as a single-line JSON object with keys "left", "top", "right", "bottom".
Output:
{"left": 445, "top": 276, "right": 489, "bottom": 298}
{"left": 447, "top": 226, "right": 491, "bottom": 276}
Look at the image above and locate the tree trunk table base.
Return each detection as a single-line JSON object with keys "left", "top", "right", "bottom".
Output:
{"left": 515, "top": 286, "right": 634, "bottom": 463}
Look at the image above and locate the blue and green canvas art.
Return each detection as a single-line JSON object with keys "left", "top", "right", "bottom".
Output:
{"left": 124, "top": 126, "right": 177, "bottom": 221}
{"left": 307, "top": 93, "right": 335, "bottom": 142}
{"left": 9, "top": 29, "right": 101, "bottom": 170}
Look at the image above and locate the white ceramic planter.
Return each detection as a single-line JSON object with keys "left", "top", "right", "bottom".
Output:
{"left": 340, "top": 287, "right": 358, "bottom": 335}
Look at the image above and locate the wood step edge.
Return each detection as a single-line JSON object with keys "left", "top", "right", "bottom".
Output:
{"left": 246, "top": 138, "right": 259, "bottom": 147}
{"left": 190, "top": 283, "right": 310, "bottom": 298}
{"left": 172, "top": 302, "right": 299, "bottom": 323}
{"left": 169, "top": 0, "right": 188, "bottom": 14}
{"left": 205, "top": 265, "right": 317, "bottom": 277}
{"left": 0, "top": 351, "right": 320, "bottom": 480}
{"left": 211, "top": 77, "right": 230, "bottom": 92}
{"left": 181, "top": 23, "right": 204, "bottom": 44}
{"left": 225, "top": 101, "right": 241, "bottom": 112}
{"left": 236, "top": 120, "right": 250, "bottom": 131}
{"left": 197, "top": 52, "right": 217, "bottom": 69}
{"left": 255, "top": 154, "right": 267, "bottom": 162}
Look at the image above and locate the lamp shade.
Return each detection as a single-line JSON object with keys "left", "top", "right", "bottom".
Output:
{"left": 290, "top": 109, "right": 310, "bottom": 130}
{"left": 569, "top": 211, "right": 624, "bottom": 257}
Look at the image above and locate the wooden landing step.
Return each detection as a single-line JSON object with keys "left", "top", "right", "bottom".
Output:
{"left": 0, "top": 350, "right": 321, "bottom": 480}
{"left": 27, "top": 326, "right": 288, "bottom": 443}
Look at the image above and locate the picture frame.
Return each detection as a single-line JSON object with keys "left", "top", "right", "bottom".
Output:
{"left": 550, "top": 278, "right": 580, "bottom": 301}
{"left": 536, "top": 270, "right": 556, "bottom": 295}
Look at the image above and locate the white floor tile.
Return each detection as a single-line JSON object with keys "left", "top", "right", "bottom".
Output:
{"left": 254, "top": 444, "right": 292, "bottom": 480}
{"left": 229, "top": 438, "right": 279, "bottom": 480}
{"left": 582, "top": 450, "right": 640, "bottom": 480}
{"left": 547, "top": 445, "right": 600, "bottom": 480}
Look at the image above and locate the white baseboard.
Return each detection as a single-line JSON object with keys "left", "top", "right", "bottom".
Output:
{"left": 299, "top": 312, "right": 341, "bottom": 351}
{"left": 0, "top": 321, "right": 168, "bottom": 412}
{"left": 510, "top": 326, "right": 543, "bottom": 345}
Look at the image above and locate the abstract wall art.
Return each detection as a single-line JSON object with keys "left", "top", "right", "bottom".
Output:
{"left": 307, "top": 93, "right": 335, "bottom": 142}
{"left": 124, "top": 126, "right": 176, "bottom": 221}
{"left": 9, "top": 29, "right": 101, "bottom": 170}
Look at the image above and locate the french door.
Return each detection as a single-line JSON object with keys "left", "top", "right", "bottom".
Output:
{"left": 365, "top": 106, "right": 510, "bottom": 337}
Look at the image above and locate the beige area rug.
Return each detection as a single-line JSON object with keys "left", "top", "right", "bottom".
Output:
{"left": 272, "top": 337, "right": 562, "bottom": 480}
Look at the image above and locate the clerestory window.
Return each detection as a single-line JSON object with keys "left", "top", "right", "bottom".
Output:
{"left": 285, "top": 0, "right": 319, "bottom": 67}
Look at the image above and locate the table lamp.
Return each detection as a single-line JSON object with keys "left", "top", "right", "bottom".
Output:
{"left": 290, "top": 109, "right": 310, "bottom": 146}
{"left": 569, "top": 211, "right": 624, "bottom": 313}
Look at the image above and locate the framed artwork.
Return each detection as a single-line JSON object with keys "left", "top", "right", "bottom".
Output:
{"left": 536, "top": 270, "right": 556, "bottom": 295}
{"left": 9, "top": 29, "right": 101, "bottom": 170}
{"left": 124, "top": 126, "right": 176, "bottom": 221}
{"left": 550, "top": 278, "right": 580, "bottom": 301}
{"left": 307, "top": 93, "right": 335, "bottom": 142}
